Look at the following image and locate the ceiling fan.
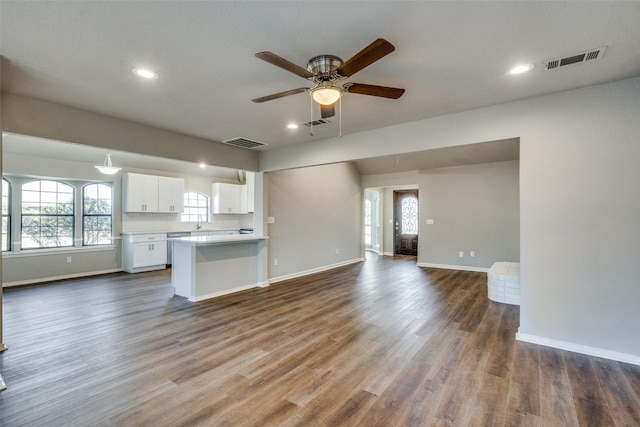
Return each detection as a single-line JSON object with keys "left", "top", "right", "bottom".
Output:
{"left": 252, "top": 38, "right": 405, "bottom": 119}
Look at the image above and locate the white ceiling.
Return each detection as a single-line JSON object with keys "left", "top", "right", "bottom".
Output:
{"left": 2, "top": 2, "right": 639, "bottom": 154}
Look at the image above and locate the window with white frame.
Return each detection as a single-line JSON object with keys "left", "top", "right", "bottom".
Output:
{"left": 83, "top": 183, "right": 113, "bottom": 246}
{"left": 21, "top": 180, "right": 75, "bottom": 249}
{"left": 182, "top": 192, "right": 209, "bottom": 223}
{"left": 2, "top": 178, "right": 10, "bottom": 251}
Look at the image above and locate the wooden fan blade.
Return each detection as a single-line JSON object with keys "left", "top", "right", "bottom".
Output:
{"left": 255, "top": 52, "right": 314, "bottom": 79}
{"left": 344, "top": 83, "right": 405, "bottom": 99}
{"left": 252, "top": 88, "right": 308, "bottom": 103}
{"left": 321, "top": 104, "right": 335, "bottom": 119}
{"left": 336, "top": 38, "right": 395, "bottom": 77}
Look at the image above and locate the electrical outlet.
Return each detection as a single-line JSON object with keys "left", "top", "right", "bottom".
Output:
{"left": 335, "top": 248, "right": 339, "bottom": 254}
{"left": 274, "top": 258, "right": 278, "bottom": 266}
{"left": 426, "top": 219, "right": 434, "bottom": 224}
{"left": 470, "top": 251, "right": 475, "bottom": 257}
{"left": 458, "top": 251, "right": 464, "bottom": 258}
{"left": 66, "top": 256, "right": 72, "bottom": 263}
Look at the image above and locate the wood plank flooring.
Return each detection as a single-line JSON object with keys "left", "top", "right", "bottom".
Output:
{"left": 1, "top": 253, "right": 639, "bottom": 426}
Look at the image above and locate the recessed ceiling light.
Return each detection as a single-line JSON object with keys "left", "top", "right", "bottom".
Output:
{"left": 287, "top": 123, "right": 299, "bottom": 129}
{"left": 509, "top": 64, "right": 534, "bottom": 75}
{"left": 132, "top": 68, "right": 158, "bottom": 79}
{"left": 199, "top": 162, "right": 207, "bottom": 169}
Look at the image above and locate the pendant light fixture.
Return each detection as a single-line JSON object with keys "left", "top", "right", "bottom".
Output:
{"left": 95, "top": 151, "right": 121, "bottom": 175}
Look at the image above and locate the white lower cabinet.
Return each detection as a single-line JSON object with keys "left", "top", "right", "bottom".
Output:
{"left": 123, "top": 234, "right": 167, "bottom": 273}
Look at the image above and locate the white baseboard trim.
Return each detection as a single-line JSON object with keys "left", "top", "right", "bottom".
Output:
{"left": 516, "top": 331, "right": 640, "bottom": 366}
{"left": 256, "top": 281, "right": 270, "bottom": 288}
{"left": 2, "top": 268, "right": 124, "bottom": 288}
{"left": 417, "top": 262, "right": 489, "bottom": 273}
{"left": 382, "top": 252, "right": 394, "bottom": 256}
{"left": 269, "top": 258, "right": 364, "bottom": 284}
{"left": 188, "top": 283, "right": 259, "bottom": 302}
{"left": 0, "top": 373, "right": 6, "bottom": 392}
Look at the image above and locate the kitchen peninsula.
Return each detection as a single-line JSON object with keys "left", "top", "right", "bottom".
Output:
{"left": 171, "top": 234, "right": 269, "bottom": 301}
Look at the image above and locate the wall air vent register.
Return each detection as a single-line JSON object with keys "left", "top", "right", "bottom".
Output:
{"left": 544, "top": 46, "right": 606, "bottom": 71}
{"left": 222, "top": 137, "right": 268, "bottom": 149}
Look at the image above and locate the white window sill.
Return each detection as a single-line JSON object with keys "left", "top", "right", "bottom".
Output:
{"left": 2, "top": 245, "right": 117, "bottom": 259}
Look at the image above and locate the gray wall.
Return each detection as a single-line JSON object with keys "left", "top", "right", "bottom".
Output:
{"left": 1, "top": 94, "right": 258, "bottom": 172}
{"left": 364, "top": 161, "right": 520, "bottom": 269}
{"left": 260, "top": 77, "right": 640, "bottom": 360}
{"left": 266, "top": 162, "right": 362, "bottom": 281}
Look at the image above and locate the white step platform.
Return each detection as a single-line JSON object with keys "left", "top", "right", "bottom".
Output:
{"left": 487, "top": 262, "right": 520, "bottom": 305}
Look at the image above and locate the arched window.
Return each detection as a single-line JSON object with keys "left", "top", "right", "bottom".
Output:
{"left": 83, "top": 183, "right": 113, "bottom": 246}
{"left": 2, "top": 178, "right": 11, "bottom": 251}
{"left": 21, "top": 180, "right": 74, "bottom": 249}
{"left": 182, "top": 192, "right": 209, "bottom": 223}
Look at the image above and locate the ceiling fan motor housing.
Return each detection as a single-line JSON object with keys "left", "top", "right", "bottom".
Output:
{"left": 307, "top": 55, "right": 343, "bottom": 81}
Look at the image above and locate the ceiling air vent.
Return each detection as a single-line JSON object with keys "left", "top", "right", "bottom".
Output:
{"left": 222, "top": 137, "right": 268, "bottom": 149}
{"left": 544, "top": 46, "right": 606, "bottom": 71}
{"left": 303, "top": 119, "right": 331, "bottom": 127}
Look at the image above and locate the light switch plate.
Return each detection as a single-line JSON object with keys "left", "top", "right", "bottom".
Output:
{"left": 426, "top": 219, "right": 434, "bottom": 224}
{"left": 267, "top": 217, "right": 275, "bottom": 224}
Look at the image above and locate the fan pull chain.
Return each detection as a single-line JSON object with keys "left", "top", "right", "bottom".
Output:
{"left": 309, "top": 95, "right": 314, "bottom": 136}
{"left": 339, "top": 96, "right": 342, "bottom": 138}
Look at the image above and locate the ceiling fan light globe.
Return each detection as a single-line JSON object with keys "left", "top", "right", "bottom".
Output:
{"left": 311, "top": 87, "right": 341, "bottom": 105}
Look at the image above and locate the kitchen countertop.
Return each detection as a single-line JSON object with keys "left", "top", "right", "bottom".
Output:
{"left": 121, "top": 229, "right": 242, "bottom": 235}
{"left": 171, "top": 234, "right": 268, "bottom": 245}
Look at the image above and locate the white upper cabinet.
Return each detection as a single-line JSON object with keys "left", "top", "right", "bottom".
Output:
{"left": 123, "top": 173, "right": 184, "bottom": 213}
{"left": 212, "top": 182, "right": 248, "bottom": 214}
{"left": 122, "top": 173, "right": 159, "bottom": 212}
{"left": 158, "top": 176, "right": 184, "bottom": 213}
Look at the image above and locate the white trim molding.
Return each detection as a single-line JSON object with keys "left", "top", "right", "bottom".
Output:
{"left": 2, "top": 268, "right": 123, "bottom": 288}
{"left": 417, "top": 262, "right": 489, "bottom": 273}
{"left": 0, "top": 373, "right": 6, "bottom": 392}
{"left": 516, "top": 331, "right": 640, "bottom": 366}
{"left": 269, "top": 258, "right": 364, "bottom": 284}
{"left": 187, "top": 283, "right": 259, "bottom": 302}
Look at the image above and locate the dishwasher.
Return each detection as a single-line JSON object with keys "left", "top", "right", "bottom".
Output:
{"left": 166, "top": 231, "right": 191, "bottom": 266}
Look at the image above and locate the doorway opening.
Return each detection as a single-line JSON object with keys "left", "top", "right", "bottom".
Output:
{"left": 394, "top": 190, "right": 418, "bottom": 256}
{"left": 364, "top": 189, "right": 381, "bottom": 253}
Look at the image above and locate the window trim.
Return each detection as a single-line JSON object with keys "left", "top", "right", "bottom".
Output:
{"left": 20, "top": 179, "right": 76, "bottom": 250}
{"left": 2, "top": 178, "right": 11, "bottom": 252}
{"left": 82, "top": 182, "right": 114, "bottom": 246}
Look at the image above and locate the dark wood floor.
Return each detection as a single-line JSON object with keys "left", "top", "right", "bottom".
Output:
{"left": 1, "top": 254, "right": 639, "bottom": 426}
